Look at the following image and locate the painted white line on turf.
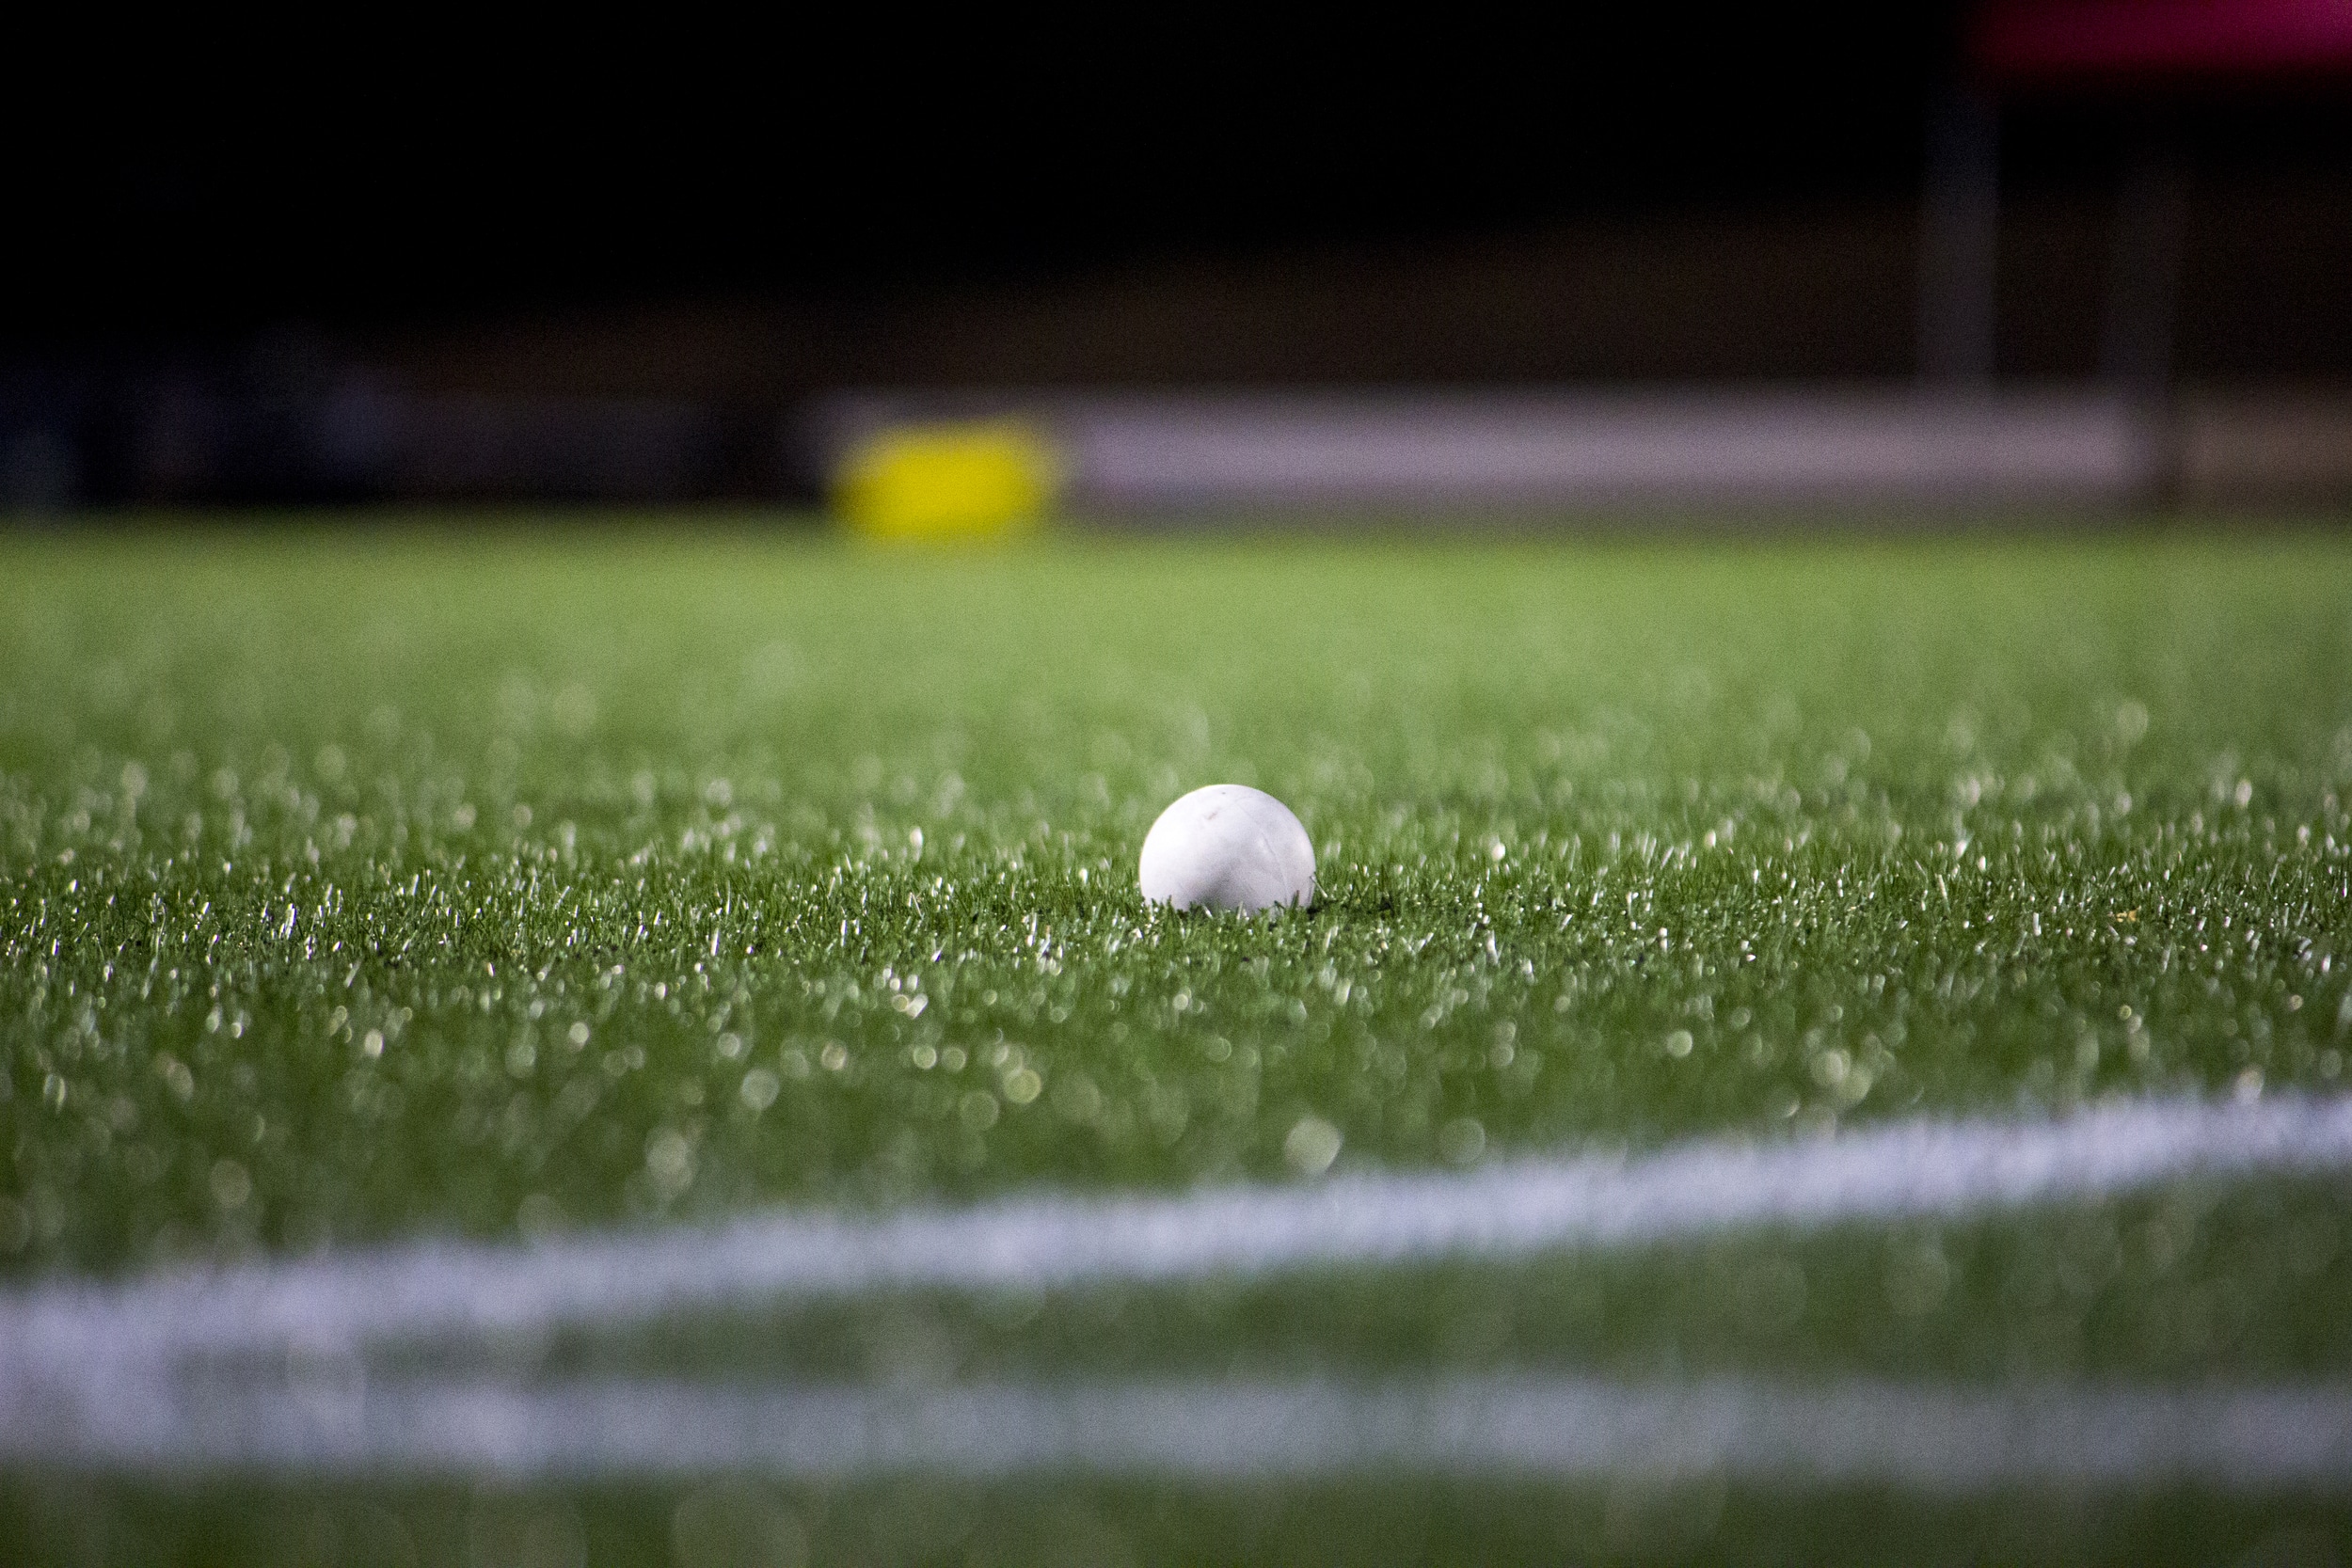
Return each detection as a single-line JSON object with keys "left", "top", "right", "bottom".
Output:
{"left": 16, "top": 1370, "right": 2352, "bottom": 1489}
{"left": 6, "top": 1093, "right": 2352, "bottom": 1376}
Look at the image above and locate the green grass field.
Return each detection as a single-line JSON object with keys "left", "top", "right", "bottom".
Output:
{"left": 5, "top": 523, "right": 2352, "bottom": 1564}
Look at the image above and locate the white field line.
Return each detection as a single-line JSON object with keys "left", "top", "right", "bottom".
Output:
{"left": 22, "top": 1371, "right": 2352, "bottom": 1489}
{"left": 5, "top": 1093, "right": 2352, "bottom": 1377}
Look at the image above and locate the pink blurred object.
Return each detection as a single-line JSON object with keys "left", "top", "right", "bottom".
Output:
{"left": 1974, "top": 0, "right": 2352, "bottom": 83}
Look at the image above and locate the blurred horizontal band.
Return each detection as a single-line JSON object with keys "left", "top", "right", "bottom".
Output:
{"left": 5, "top": 1094, "right": 2349, "bottom": 1374}
{"left": 18, "top": 1370, "right": 2352, "bottom": 1487}
{"left": 812, "top": 388, "right": 2352, "bottom": 514}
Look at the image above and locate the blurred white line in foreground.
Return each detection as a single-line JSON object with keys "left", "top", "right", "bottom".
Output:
{"left": 4, "top": 1094, "right": 2350, "bottom": 1368}
{"left": 22, "top": 1372, "right": 2352, "bottom": 1488}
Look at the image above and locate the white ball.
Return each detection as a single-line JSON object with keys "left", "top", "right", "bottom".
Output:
{"left": 1138, "top": 784, "right": 1315, "bottom": 913}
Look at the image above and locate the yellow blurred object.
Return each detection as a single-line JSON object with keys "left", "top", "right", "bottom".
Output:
{"left": 833, "top": 421, "right": 1063, "bottom": 541}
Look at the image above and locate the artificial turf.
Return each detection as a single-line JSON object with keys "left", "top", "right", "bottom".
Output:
{"left": 5, "top": 524, "right": 2349, "bottom": 1269}
{"left": 5, "top": 521, "right": 2352, "bottom": 1561}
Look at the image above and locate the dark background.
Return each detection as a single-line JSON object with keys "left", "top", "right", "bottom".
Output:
{"left": 8, "top": 7, "right": 2349, "bottom": 504}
